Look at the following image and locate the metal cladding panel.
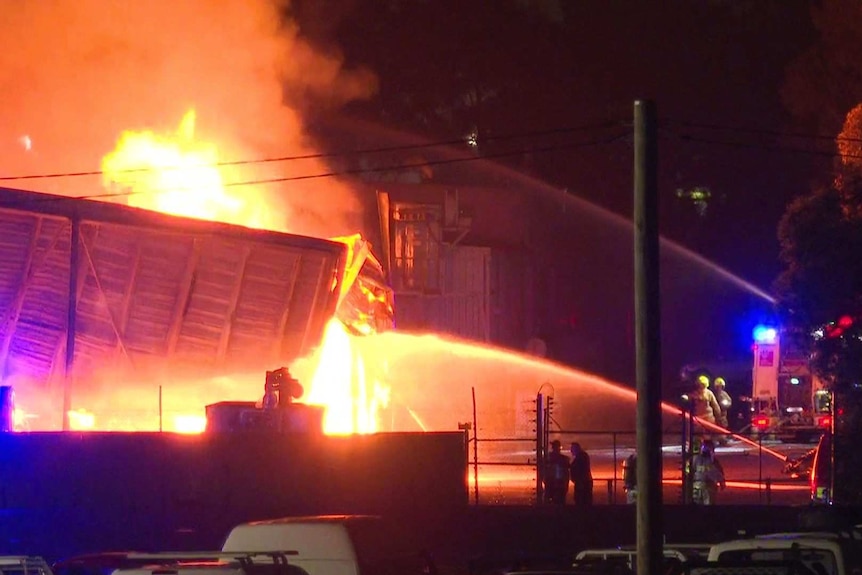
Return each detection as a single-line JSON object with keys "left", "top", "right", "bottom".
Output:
{"left": 0, "top": 188, "right": 345, "bottom": 393}
{"left": 394, "top": 246, "right": 490, "bottom": 341}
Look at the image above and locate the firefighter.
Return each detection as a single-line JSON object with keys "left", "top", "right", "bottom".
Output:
{"left": 690, "top": 439, "right": 725, "bottom": 505}
{"left": 543, "top": 439, "right": 570, "bottom": 505}
{"left": 691, "top": 375, "right": 722, "bottom": 425}
{"left": 713, "top": 377, "right": 733, "bottom": 443}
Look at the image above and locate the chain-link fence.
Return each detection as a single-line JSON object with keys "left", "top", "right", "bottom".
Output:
{"left": 462, "top": 394, "right": 814, "bottom": 506}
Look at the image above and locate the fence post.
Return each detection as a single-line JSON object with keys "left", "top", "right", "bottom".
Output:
{"left": 607, "top": 479, "right": 613, "bottom": 504}
{"left": 758, "top": 433, "right": 763, "bottom": 505}
{"left": 612, "top": 432, "right": 618, "bottom": 504}
{"left": 536, "top": 393, "right": 545, "bottom": 506}
{"left": 472, "top": 387, "right": 479, "bottom": 505}
{"left": 680, "top": 407, "right": 688, "bottom": 504}
{"left": 765, "top": 478, "right": 772, "bottom": 505}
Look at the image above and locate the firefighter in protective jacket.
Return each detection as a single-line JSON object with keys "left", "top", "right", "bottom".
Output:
{"left": 691, "top": 375, "right": 722, "bottom": 425}
{"left": 713, "top": 377, "right": 732, "bottom": 426}
{"left": 690, "top": 439, "right": 725, "bottom": 505}
{"left": 544, "top": 439, "right": 570, "bottom": 505}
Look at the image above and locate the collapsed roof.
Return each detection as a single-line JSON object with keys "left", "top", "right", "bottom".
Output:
{"left": 0, "top": 187, "right": 346, "bottom": 405}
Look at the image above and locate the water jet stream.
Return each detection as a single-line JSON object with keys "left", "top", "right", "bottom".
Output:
{"left": 691, "top": 416, "right": 788, "bottom": 462}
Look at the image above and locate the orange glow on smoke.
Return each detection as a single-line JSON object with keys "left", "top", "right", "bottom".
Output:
{"left": 303, "top": 319, "right": 390, "bottom": 434}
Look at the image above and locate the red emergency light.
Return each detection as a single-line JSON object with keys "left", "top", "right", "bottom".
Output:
{"left": 752, "top": 415, "right": 770, "bottom": 429}
{"left": 817, "top": 415, "right": 832, "bottom": 429}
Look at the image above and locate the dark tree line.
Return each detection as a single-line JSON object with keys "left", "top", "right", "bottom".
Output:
{"left": 775, "top": 110, "right": 862, "bottom": 505}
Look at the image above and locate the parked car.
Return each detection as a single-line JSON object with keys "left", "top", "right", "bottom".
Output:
{"left": 707, "top": 531, "right": 862, "bottom": 575}
{"left": 574, "top": 545, "right": 711, "bottom": 575}
{"left": 0, "top": 557, "right": 53, "bottom": 575}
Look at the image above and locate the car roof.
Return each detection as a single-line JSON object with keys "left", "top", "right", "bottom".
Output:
{"left": 711, "top": 538, "right": 844, "bottom": 553}
{"left": 0, "top": 558, "right": 49, "bottom": 566}
{"left": 757, "top": 532, "right": 862, "bottom": 541}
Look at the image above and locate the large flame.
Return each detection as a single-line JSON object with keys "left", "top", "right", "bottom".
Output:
{"left": 102, "top": 109, "right": 284, "bottom": 231}
{"left": 303, "top": 319, "right": 391, "bottom": 434}
{"left": 94, "top": 109, "right": 384, "bottom": 435}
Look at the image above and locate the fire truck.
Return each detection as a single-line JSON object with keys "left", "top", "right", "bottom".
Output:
{"left": 749, "top": 325, "right": 832, "bottom": 442}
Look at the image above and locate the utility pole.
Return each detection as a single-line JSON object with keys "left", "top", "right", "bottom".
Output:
{"left": 634, "top": 100, "right": 663, "bottom": 575}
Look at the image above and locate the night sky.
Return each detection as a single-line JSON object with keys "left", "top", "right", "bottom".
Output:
{"left": 295, "top": 0, "right": 839, "bottom": 292}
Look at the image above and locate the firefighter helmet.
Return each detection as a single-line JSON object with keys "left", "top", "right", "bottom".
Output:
{"left": 698, "top": 374, "right": 710, "bottom": 388}
{"left": 714, "top": 377, "right": 726, "bottom": 388}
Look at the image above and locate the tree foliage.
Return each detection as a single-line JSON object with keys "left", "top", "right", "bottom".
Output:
{"left": 782, "top": 0, "right": 862, "bottom": 136}
{"left": 776, "top": 106, "right": 862, "bottom": 503}
{"left": 775, "top": 181, "right": 862, "bottom": 388}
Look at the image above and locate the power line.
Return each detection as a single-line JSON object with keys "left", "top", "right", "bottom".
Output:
{"left": 663, "top": 118, "right": 862, "bottom": 145}
{"left": 0, "top": 120, "right": 622, "bottom": 183}
{"left": 660, "top": 127, "right": 862, "bottom": 162}
{"left": 14, "top": 131, "right": 629, "bottom": 203}
{"left": 221, "top": 132, "right": 629, "bottom": 187}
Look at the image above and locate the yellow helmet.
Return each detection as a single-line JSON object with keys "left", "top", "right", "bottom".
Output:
{"left": 714, "top": 377, "right": 726, "bottom": 387}
{"left": 697, "top": 374, "right": 710, "bottom": 387}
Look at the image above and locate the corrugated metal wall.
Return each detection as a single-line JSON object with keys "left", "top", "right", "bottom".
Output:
{"left": 394, "top": 246, "right": 532, "bottom": 347}
{"left": 393, "top": 246, "right": 487, "bottom": 341}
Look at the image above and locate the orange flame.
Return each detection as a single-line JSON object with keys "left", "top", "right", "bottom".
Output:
{"left": 173, "top": 414, "right": 208, "bottom": 434}
{"left": 102, "top": 109, "right": 282, "bottom": 231}
{"left": 12, "top": 407, "right": 27, "bottom": 431}
{"left": 97, "top": 109, "right": 382, "bottom": 435}
{"left": 68, "top": 408, "right": 96, "bottom": 431}
{"left": 303, "top": 319, "right": 390, "bottom": 434}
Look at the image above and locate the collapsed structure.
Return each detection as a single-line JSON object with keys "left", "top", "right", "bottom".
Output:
{"left": 0, "top": 187, "right": 392, "bottom": 431}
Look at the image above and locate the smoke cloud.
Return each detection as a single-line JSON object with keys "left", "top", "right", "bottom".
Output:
{"left": 0, "top": 0, "right": 377, "bottom": 237}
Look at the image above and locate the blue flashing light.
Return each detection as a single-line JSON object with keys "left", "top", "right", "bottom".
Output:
{"left": 753, "top": 324, "right": 778, "bottom": 344}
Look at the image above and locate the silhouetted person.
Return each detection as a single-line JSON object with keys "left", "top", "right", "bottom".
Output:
{"left": 713, "top": 377, "right": 733, "bottom": 444}
{"left": 622, "top": 452, "right": 637, "bottom": 504}
{"left": 570, "top": 442, "right": 593, "bottom": 505}
{"left": 543, "top": 439, "right": 570, "bottom": 505}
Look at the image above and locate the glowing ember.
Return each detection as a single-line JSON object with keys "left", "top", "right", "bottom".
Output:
{"left": 101, "top": 109, "right": 283, "bottom": 231}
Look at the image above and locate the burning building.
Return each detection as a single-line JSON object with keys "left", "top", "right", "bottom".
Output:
{"left": 0, "top": 187, "right": 393, "bottom": 432}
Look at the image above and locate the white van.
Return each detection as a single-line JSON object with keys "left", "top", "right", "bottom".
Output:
{"left": 221, "top": 516, "right": 370, "bottom": 575}
{"left": 111, "top": 515, "right": 426, "bottom": 575}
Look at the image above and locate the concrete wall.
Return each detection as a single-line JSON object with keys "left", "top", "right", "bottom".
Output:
{"left": 0, "top": 431, "right": 468, "bottom": 558}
